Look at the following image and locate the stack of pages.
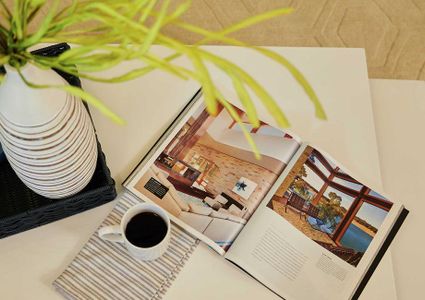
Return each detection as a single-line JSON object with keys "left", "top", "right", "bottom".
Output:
{"left": 54, "top": 47, "right": 408, "bottom": 300}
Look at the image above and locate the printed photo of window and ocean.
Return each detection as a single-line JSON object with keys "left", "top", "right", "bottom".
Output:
{"left": 266, "top": 146, "right": 393, "bottom": 267}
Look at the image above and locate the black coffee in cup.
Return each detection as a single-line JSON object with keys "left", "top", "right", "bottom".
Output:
{"left": 125, "top": 212, "right": 168, "bottom": 248}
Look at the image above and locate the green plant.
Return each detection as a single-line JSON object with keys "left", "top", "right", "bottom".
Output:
{"left": 318, "top": 192, "right": 343, "bottom": 229}
{"left": 298, "top": 165, "right": 308, "bottom": 178}
{"left": 0, "top": 0, "right": 326, "bottom": 157}
{"left": 289, "top": 166, "right": 310, "bottom": 198}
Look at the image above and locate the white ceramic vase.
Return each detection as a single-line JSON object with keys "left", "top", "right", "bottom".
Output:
{"left": 0, "top": 64, "right": 98, "bottom": 199}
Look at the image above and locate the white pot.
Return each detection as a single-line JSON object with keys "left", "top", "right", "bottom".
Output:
{"left": 0, "top": 63, "right": 98, "bottom": 199}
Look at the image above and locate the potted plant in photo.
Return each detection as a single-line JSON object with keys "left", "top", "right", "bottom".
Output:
{"left": 0, "top": 0, "right": 326, "bottom": 198}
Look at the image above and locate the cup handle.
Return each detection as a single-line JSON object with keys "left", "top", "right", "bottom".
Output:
{"left": 98, "top": 225, "right": 124, "bottom": 243}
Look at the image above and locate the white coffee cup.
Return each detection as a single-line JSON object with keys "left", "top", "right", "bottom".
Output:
{"left": 99, "top": 203, "right": 171, "bottom": 261}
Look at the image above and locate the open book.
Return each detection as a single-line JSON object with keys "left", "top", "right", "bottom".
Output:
{"left": 124, "top": 90, "right": 408, "bottom": 300}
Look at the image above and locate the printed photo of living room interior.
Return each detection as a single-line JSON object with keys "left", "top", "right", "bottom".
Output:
{"left": 134, "top": 101, "right": 300, "bottom": 250}
{"left": 266, "top": 146, "right": 393, "bottom": 266}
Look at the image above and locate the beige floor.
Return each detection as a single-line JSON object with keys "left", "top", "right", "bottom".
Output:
{"left": 23, "top": 0, "right": 425, "bottom": 80}
{"left": 270, "top": 200, "right": 336, "bottom": 245}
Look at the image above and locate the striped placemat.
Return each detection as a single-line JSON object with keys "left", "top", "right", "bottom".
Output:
{"left": 53, "top": 192, "right": 199, "bottom": 300}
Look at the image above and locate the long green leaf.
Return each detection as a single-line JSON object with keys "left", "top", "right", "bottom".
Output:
{"left": 196, "top": 48, "right": 290, "bottom": 127}
{"left": 140, "top": 53, "right": 189, "bottom": 79}
{"left": 57, "top": 85, "right": 125, "bottom": 125}
{"left": 53, "top": 0, "right": 77, "bottom": 21}
{"left": 140, "top": 0, "right": 169, "bottom": 54}
{"left": 228, "top": 70, "right": 260, "bottom": 127}
{"left": 152, "top": 31, "right": 289, "bottom": 126}
{"left": 0, "top": 1, "right": 325, "bottom": 158}
{"left": 12, "top": 0, "right": 24, "bottom": 40}
{"left": 33, "top": 49, "right": 190, "bottom": 83}
{"left": 32, "top": 54, "right": 155, "bottom": 82}
{"left": 27, "top": 0, "right": 47, "bottom": 24}
{"left": 251, "top": 48, "right": 326, "bottom": 119}
{"left": 219, "top": 7, "right": 294, "bottom": 36}
{"left": 146, "top": 9, "right": 307, "bottom": 125}
{"left": 0, "top": 0, "right": 12, "bottom": 19}
{"left": 138, "top": 0, "right": 157, "bottom": 23}
{"left": 173, "top": 20, "right": 326, "bottom": 119}
{"left": 19, "top": 0, "right": 59, "bottom": 48}
{"left": 189, "top": 51, "right": 217, "bottom": 115}
{"left": 163, "top": 0, "right": 192, "bottom": 25}
{"left": 215, "top": 90, "right": 260, "bottom": 159}
{"left": 17, "top": 65, "right": 124, "bottom": 125}
{"left": 57, "top": 44, "right": 125, "bottom": 62}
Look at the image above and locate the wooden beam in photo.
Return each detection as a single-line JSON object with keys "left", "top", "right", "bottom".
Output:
{"left": 332, "top": 187, "right": 370, "bottom": 244}
{"left": 362, "top": 194, "right": 393, "bottom": 211}
{"left": 311, "top": 149, "right": 335, "bottom": 174}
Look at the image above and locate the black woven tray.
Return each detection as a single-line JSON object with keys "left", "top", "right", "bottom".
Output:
{"left": 0, "top": 43, "right": 117, "bottom": 239}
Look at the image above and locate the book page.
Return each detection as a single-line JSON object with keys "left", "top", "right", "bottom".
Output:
{"left": 225, "top": 144, "right": 404, "bottom": 299}
{"left": 125, "top": 91, "right": 301, "bottom": 254}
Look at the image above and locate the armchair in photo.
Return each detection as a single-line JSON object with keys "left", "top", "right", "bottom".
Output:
{"left": 285, "top": 192, "right": 308, "bottom": 218}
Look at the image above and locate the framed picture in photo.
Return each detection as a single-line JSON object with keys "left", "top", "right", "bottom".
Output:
{"left": 232, "top": 177, "right": 257, "bottom": 200}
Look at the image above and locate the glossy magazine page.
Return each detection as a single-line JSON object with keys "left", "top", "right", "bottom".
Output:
{"left": 225, "top": 144, "right": 405, "bottom": 299}
{"left": 125, "top": 90, "right": 302, "bottom": 254}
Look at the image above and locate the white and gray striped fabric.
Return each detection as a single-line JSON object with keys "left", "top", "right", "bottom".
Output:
{"left": 53, "top": 192, "right": 199, "bottom": 300}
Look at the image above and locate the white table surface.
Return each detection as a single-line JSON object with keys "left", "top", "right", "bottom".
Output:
{"left": 370, "top": 79, "right": 425, "bottom": 300}
{"left": 0, "top": 46, "right": 411, "bottom": 299}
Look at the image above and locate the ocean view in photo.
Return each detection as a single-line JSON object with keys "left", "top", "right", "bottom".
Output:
{"left": 340, "top": 223, "right": 373, "bottom": 253}
{"left": 267, "top": 146, "right": 393, "bottom": 267}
